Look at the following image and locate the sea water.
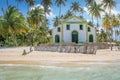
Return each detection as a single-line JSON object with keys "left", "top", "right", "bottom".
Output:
{"left": 0, "top": 63, "right": 120, "bottom": 80}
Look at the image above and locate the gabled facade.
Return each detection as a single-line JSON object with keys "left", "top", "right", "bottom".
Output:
{"left": 52, "top": 16, "right": 96, "bottom": 43}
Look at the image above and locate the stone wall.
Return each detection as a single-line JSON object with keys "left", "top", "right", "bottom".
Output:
{"left": 34, "top": 43, "right": 98, "bottom": 54}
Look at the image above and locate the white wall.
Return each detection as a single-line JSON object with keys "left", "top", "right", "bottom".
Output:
{"left": 53, "top": 26, "right": 62, "bottom": 43}
{"left": 88, "top": 27, "right": 96, "bottom": 42}
{"left": 63, "top": 24, "right": 87, "bottom": 43}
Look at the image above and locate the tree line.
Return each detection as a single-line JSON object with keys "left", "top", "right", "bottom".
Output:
{"left": 0, "top": 0, "right": 120, "bottom": 47}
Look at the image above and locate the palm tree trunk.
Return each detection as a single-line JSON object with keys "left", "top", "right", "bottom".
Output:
{"left": 1, "top": 8, "right": 5, "bottom": 15}
{"left": 97, "top": 18, "right": 99, "bottom": 28}
{"left": 113, "top": 28, "right": 114, "bottom": 40}
{"left": 17, "top": 2, "right": 19, "bottom": 8}
{"left": 92, "top": 16, "right": 94, "bottom": 27}
{"left": 106, "top": 29, "right": 109, "bottom": 41}
{"left": 96, "top": 18, "right": 99, "bottom": 42}
{"left": 22, "top": 34, "right": 25, "bottom": 46}
{"left": 6, "top": 0, "right": 9, "bottom": 7}
{"left": 45, "top": 10, "right": 47, "bottom": 27}
{"left": 82, "top": 12, "right": 83, "bottom": 18}
{"left": 31, "top": 32, "right": 34, "bottom": 46}
{"left": 13, "top": 33, "right": 18, "bottom": 46}
{"left": 6, "top": 34, "right": 9, "bottom": 46}
{"left": 59, "top": 5, "right": 61, "bottom": 19}
{"left": 75, "top": 11, "right": 77, "bottom": 16}
{"left": 119, "top": 26, "right": 120, "bottom": 41}
{"left": 109, "top": 10, "right": 113, "bottom": 51}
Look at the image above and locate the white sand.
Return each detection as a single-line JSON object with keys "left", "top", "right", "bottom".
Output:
{"left": 0, "top": 47, "right": 120, "bottom": 66}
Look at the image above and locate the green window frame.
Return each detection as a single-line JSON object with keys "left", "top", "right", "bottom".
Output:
{"left": 66, "top": 24, "right": 70, "bottom": 30}
{"left": 88, "top": 27, "right": 91, "bottom": 32}
{"left": 79, "top": 25, "right": 83, "bottom": 30}
{"left": 57, "top": 27, "right": 60, "bottom": 32}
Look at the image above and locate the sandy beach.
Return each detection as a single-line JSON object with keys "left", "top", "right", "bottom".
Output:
{"left": 0, "top": 47, "right": 120, "bottom": 67}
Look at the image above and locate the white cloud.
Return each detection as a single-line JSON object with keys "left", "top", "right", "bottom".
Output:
{"left": 83, "top": 7, "right": 89, "bottom": 13}
{"left": 30, "top": 4, "right": 44, "bottom": 10}
{"left": 86, "top": 19, "right": 90, "bottom": 22}
{"left": 46, "top": 12, "right": 55, "bottom": 18}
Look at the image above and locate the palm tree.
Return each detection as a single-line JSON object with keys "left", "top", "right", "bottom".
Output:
{"left": 27, "top": 7, "right": 45, "bottom": 28}
{"left": 102, "top": 0, "right": 115, "bottom": 15}
{"left": 85, "top": 0, "right": 95, "bottom": 6}
{"left": 102, "top": 0, "right": 116, "bottom": 50}
{"left": 103, "top": 13, "right": 111, "bottom": 29}
{"left": 88, "top": 2, "right": 104, "bottom": 28}
{"left": 55, "top": 0, "right": 67, "bottom": 18}
{"left": 85, "top": 0, "right": 95, "bottom": 24}
{"left": 0, "top": 16, "right": 6, "bottom": 37}
{"left": 15, "top": 0, "right": 24, "bottom": 8}
{"left": 53, "top": 16, "right": 59, "bottom": 27}
{"left": 41, "top": 0, "right": 52, "bottom": 26}
{"left": 26, "top": 0, "right": 35, "bottom": 7}
{"left": 87, "top": 21, "right": 94, "bottom": 27}
{"left": 70, "top": 1, "right": 81, "bottom": 15}
{"left": 27, "top": 7, "right": 47, "bottom": 45}
{"left": 79, "top": 8, "right": 84, "bottom": 17}
{"left": 64, "top": 10, "right": 73, "bottom": 19}
{"left": 6, "top": 0, "right": 9, "bottom": 7}
{"left": 102, "top": 13, "right": 114, "bottom": 42}
{"left": 16, "top": 0, "right": 35, "bottom": 8}
{"left": 111, "top": 15, "right": 120, "bottom": 41}
{"left": 117, "top": 14, "right": 120, "bottom": 40}
{"left": 2, "top": 6, "right": 28, "bottom": 46}
{"left": 98, "top": 29, "right": 107, "bottom": 42}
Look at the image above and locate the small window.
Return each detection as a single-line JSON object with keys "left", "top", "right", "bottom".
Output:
{"left": 57, "top": 27, "right": 60, "bottom": 32}
{"left": 66, "top": 25, "right": 70, "bottom": 30}
{"left": 88, "top": 27, "right": 91, "bottom": 32}
{"left": 80, "top": 25, "right": 83, "bottom": 30}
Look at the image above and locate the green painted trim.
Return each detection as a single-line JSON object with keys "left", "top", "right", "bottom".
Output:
{"left": 65, "top": 22, "right": 86, "bottom": 24}
{"left": 86, "top": 24, "right": 88, "bottom": 42}
{"left": 61, "top": 16, "right": 87, "bottom": 24}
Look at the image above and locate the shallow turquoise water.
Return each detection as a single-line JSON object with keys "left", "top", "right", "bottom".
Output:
{"left": 0, "top": 63, "right": 120, "bottom": 80}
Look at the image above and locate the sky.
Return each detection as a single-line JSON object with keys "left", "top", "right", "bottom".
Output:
{"left": 0, "top": 0, "right": 120, "bottom": 29}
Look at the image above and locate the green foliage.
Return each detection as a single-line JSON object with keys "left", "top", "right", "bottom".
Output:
{"left": 27, "top": 7, "right": 50, "bottom": 46}
{"left": 55, "top": 0, "right": 68, "bottom": 17}
{"left": 27, "top": 7, "right": 45, "bottom": 28}
{"left": 16, "top": 0, "right": 35, "bottom": 7}
{"left": 64, "top": 10, "right": 74, "bottom": 19}
{"left": 98, "top": 29, "right": 107, "bottom": 42}
{"left": 0, "top": 6, "right": 50, "bottom": 47}
{"left": 114, "top": 41, "right": 120, "bottom": 46}
{"left": 53, "top": 16, "right": 60, "bottom": 27}
{"left": 1, "top": 0, "right": 119, "bottom": 47}
{"left": 1, "top": 6, "right": 28, "bottom": 46}
{"left": 70, "top": 1, "right": 81, "bottom": 15}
